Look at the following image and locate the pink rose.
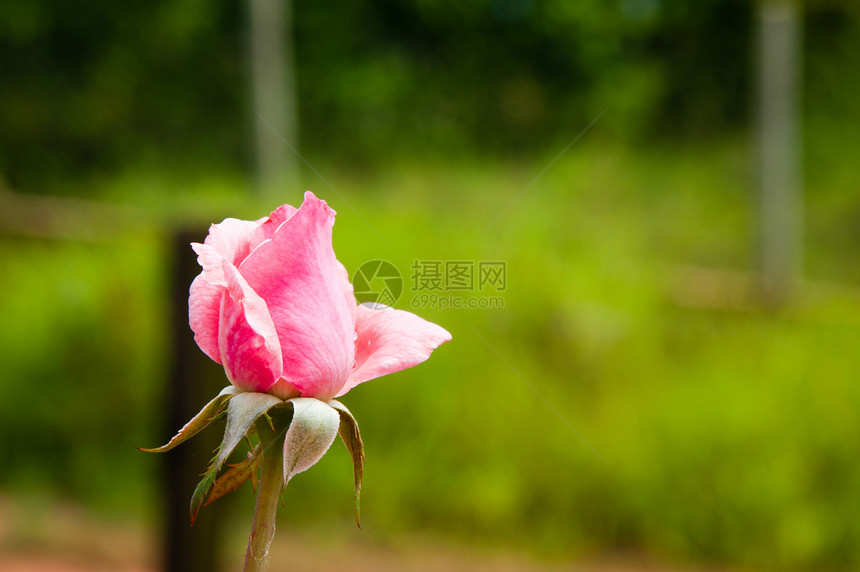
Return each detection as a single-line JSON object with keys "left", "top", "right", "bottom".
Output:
{"left": 189, "top": 191, "right": 451, "bottom": 400}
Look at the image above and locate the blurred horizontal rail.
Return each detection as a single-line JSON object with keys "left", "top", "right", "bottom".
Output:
{"left": 669, "top": 265, "right": 860, "bottom": 316}
{"left": 0, "top": 187, "right": 149, "bottom": 241}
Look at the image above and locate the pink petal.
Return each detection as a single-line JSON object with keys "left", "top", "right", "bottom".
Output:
{"left": 338, "top": 303, "right": 452, "bottom": 397}
{"left": 203, "top": 217, "right": 266, "bottom": 267}
{"left": 188, "top": 242, "right": 239, "bottom": 364}
{"left": 189, "top": 274, "right": 225, "bottom": 364}
{"left": 239, "top": 192, "right": 356, "bottom": 400}
{"left": 188, "top": 205, "right": 299, "bottom": 366}
{"left": 191, "top": 242, "right": 227, "bottom": 286}
{"left": 251, "top": 204, "right": 299, "bottom": 245}
{"left": 218, "top": 261, "right": 283, "bottom": 393}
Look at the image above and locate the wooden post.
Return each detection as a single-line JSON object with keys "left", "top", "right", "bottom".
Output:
{"left": 162, "top": 229, "right": 231, "bottom": 572}
{"left": 249, "top": 0, "right": 299, "bottom": 196}
{"left": 757, "top": 0, "right": 803, "bottom": 305}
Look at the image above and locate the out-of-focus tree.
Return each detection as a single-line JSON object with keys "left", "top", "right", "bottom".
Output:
{"left": 0, "top": 0, "right": 858, "bottom": 191}
{"left": 0, "top": 0, "right": 247, "bottom": 191}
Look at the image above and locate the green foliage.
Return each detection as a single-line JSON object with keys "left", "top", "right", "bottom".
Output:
{"left": 0, "top": 0, "right": 246, "bottom": 190}
{"left": 0, "top": 233, "right": 165, "bottom": 513}
{"left": 2, "top": 1, "right": 859, "bottom": 190}
{"left": 2, "top": 135, "right": 859, "bottom": 569}
{"left": 313, "top": 143, "right": 860, "bottom": 571}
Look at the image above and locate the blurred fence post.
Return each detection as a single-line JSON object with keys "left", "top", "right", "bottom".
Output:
{"left": 756, "top": 0, "right": 803, "bottom": 306}
{"left": 249, "top": 0, "right": 299, "bottom": 196}
{"left": 162, "top": 229, "right": 231, "bottom": 572}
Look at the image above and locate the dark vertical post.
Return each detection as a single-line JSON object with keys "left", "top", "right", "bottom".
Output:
{"left": 757, "top": 0, "right": 803, "bottom": 305}
{"left": 163, "top": 229, "right": 230, "bottom": 572}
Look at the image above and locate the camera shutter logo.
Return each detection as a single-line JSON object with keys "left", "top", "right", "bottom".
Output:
{"left": 352, "top": 260, "right": 403, "bottom": 306}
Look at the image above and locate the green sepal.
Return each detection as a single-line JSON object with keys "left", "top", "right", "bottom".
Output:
{"left": 203, "top": 445, "right": 264, "bottom": 510}
{"left": 190, "top": 458, "right": 219, "bottom": 525}
{"left": 281, "top": 398, "right": 340, "bottom": 485}
{"left": 217, "top": 392, "right": 283, "bottom": 468}
{"left": 139, "top": 386, "right": 238, "bottom": 453}
{"left": 329, "top": 399, "right": 365, "bottom": 528}
{"left": 189, "top": 391, "right": 284, "bottom": 523}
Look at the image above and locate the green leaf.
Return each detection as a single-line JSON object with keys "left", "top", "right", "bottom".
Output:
{"left": 203, "top": 445, "right": 264, "bottom": 509}
{"left": 329, "top": 399, "right": 365, "bottom": 527}
{"left": 139, "top": 386, "right": 238, "bottom": 453}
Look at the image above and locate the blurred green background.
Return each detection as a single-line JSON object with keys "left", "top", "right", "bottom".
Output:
{"left": 1, "top": 1, "right": 860, "bottom": 571}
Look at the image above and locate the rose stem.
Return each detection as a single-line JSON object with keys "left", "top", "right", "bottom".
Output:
{"left": 243, "top": 413, "right": 287, "bottom": 572}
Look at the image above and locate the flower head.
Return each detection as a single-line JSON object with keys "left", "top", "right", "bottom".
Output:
{"left": 189, "top": 191, "right": 451, "bottom": 400}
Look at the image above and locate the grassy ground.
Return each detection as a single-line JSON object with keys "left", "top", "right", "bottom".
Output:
{"left": 0, "top": 495, "right": 735, "bottom": 572}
